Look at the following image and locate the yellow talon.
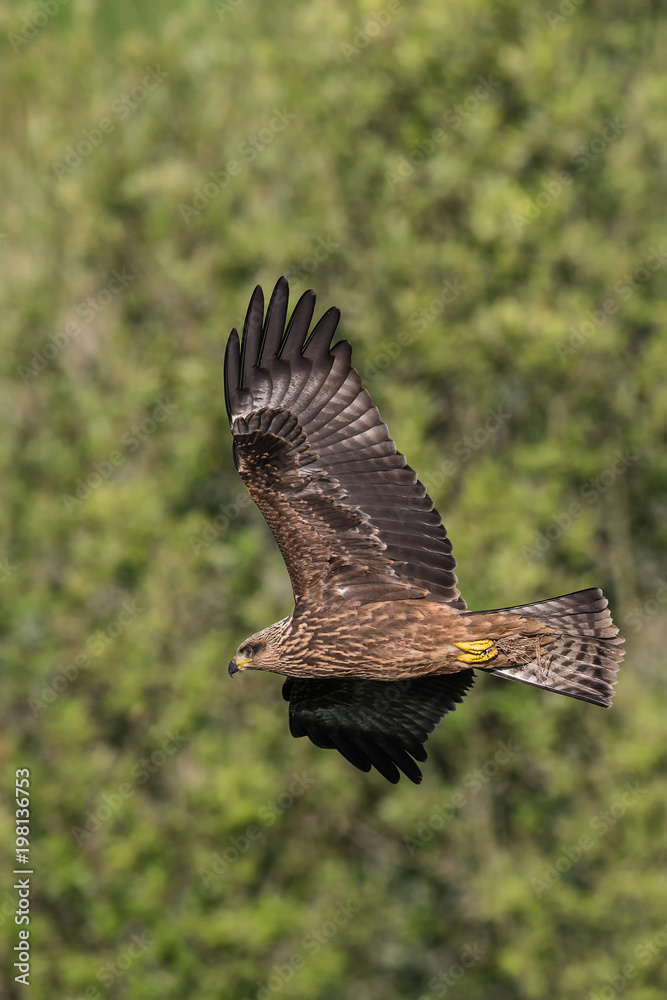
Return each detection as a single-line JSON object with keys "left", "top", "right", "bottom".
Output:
{"left": 453, "top": 639, "right": 498, "bottom": 664}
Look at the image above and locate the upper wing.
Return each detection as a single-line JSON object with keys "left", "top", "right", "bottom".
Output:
{"left": 224, "top": 277, "right": 465, "bottom": 609}
{"left": 282, "top": 671, "right": 475, "bottom": 784}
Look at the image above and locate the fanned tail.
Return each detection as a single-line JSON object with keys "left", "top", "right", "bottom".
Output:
{"left": 481, "top": 588, "right": 625, "bottom": 707}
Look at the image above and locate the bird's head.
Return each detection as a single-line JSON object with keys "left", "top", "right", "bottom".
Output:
{"left": 228, "top": 620, "right": 288, "bottom": 676}
{"left": 229, "top": 615, "right": 291, "bottom": 677}
{"left": 228, "top": 639, "right": 263, "bottom": 676}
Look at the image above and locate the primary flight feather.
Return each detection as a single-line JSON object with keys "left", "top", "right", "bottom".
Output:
{"left": 224, "top": 278, "right": 624, "bottom": 784}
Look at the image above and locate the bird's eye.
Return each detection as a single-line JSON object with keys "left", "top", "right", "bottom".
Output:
{"left": 241, "top": 645, "right": 254, "bottom": 659}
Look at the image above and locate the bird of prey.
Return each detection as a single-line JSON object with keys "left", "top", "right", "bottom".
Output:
{"left": 225, "top": 278, "right": 624, "bottom": 784}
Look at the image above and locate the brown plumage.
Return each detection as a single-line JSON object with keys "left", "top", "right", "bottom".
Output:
{"left": 224, "top": 278, "right": 624, "bottom": 784}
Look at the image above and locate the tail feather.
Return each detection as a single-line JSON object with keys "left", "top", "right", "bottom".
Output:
{"left": 480, "top": 587, "right": 624, "bottom": 708}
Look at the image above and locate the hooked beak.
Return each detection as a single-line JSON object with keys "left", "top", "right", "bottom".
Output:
{"left": 228, "top": 655, "right": 251, "bottom": 678}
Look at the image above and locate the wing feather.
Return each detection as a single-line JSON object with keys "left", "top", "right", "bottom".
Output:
{"left": 260, "top": 275, "right": 289, "bottom": 360}
{"left": 283, "top": 672, "right": 475, "bottom": 784}
{"left": 240, "top": 285, "right": 265, "bottom": 384}
{"left": 225, "top": 278, "right": 465, "bottom": 609}
{"left": 280, "top": 289, "right": 317, "bottom": 359}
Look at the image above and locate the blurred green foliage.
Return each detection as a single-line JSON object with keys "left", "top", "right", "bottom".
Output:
{"left": 1, "top": 0, "right": 666, "bottom": 997}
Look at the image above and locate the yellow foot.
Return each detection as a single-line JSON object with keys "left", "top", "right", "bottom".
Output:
{"left": 453, "top": 638, "right": 498, "bottom": 664}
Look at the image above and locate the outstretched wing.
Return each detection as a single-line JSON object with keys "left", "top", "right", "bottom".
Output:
{"left": 282, "top": 671, "right": 475, "bottom": 784}
{"left": 224, "top": 277, "right": 465, "bottom": 610}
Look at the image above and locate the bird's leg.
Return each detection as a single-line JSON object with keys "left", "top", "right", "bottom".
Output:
{"left": 453, "top": 638, "right": 498, "bottom": 664}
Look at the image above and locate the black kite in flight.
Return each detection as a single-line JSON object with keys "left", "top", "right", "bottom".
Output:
{"left": 225, "top": 278, "right": 624, "bottom": 783}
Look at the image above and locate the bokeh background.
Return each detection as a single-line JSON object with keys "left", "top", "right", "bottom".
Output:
{"left": 1, "top": 1, "right": 667, "bottom": 997}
